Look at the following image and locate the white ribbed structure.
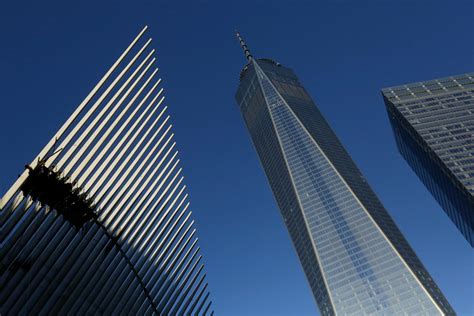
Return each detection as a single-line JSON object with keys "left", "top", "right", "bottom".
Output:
{"left": 0, "top": 26, "right": 214, "bottom": 315}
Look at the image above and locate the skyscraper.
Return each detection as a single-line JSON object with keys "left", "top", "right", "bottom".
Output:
{"left": 0, "top": 27, "right": 214, "bottom": 315}
{"left": 234, "top": 32, "right": 454, "bottom": 315}
{"left": 382, "top": 74, "right": 474, "bottom": 247}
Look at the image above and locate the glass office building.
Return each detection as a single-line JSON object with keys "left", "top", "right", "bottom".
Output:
{"left": 235, "top": 33, "right": 454, "bottom": 315}
{"left": 382, "top": 74, "right": 474, "bottom": 247}
{"left": 0, "top": 27, "right": 214, "bottom": 315}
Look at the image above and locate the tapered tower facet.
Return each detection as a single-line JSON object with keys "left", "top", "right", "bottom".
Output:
{"left": 235, "top": 33, "right": 454, "bottom": 315}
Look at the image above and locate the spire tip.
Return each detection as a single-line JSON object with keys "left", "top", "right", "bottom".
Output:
{"left": 235, "top": 31, "right": 253, "bottom": 62}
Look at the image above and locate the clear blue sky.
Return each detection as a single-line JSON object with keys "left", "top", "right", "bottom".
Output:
{"left": 1, "top": 0, "right": 473, "bottom": 315}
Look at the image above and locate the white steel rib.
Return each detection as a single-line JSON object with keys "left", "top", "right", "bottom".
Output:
{"left": 0, "top": 26, "right": 149, "bottom": 210}
{"left": 0, "top": 26, "right": 214, "bottom": 315}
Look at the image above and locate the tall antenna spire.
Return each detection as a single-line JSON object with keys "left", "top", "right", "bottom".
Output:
{"left": 235, "top": 30, "right": 253, "bottom": 62}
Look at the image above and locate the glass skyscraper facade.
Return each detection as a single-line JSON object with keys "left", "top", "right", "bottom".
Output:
{"left": 1, "top": 27, "right": 214, "bottom": 315}
{"left": 382, "top": 74, "right": 474, "bottom": 247}
{"left": 235, "top": 33, "right": 454, "bottom": 315}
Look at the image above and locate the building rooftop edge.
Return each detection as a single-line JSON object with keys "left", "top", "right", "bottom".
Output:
{"left": 239, "top": 58, "right": 282, "bottom": 81}
{"left": 381, "top": 72, "right": 474, "bottom": 92}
